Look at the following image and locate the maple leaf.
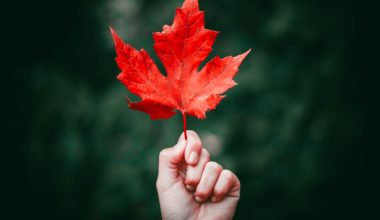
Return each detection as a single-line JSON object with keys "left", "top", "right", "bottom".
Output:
{"left": 111, "top": 0, "right": 250, "bottom": 139}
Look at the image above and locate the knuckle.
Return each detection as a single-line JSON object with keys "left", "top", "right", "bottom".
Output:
{"left": 222, "top": 169, "right": 234, "bottom": 180}
{"left": 159, "top": 148, "right": 170, "bottom": 161}
{"left": 206, "top": 161, "right": 223, "bottom": 172}
{"left": 223, "top": 169, "right": 241, "bottom": 188}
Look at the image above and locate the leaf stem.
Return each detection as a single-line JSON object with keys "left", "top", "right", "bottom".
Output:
{"left": 181, "top": 111, "right": 187, "bottom": 140}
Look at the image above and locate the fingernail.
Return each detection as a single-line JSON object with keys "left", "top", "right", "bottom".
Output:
{"left": 189, "top": 152, "right": 198, "bottom": 164}
{"left": 186, "top": 185, "right": 195, "bottom": 192}
{"left": 194, "top": 196, "right": 203, "bottom": 203}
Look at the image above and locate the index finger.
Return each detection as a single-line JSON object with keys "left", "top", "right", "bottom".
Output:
{"left": 179, "top": 130, "right": 202, "bottom": 166}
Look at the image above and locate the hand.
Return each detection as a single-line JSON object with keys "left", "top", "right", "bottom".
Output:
{"left": 156, "top": 131, "right": 240, "bottom": 220}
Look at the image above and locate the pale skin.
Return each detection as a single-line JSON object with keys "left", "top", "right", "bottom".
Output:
{"left": 156, "top": 130, "right": 240, "bottom": 220}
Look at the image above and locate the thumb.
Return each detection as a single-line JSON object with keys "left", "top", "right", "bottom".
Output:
{"left": 157, "top": 136, "right": 187, "bottom": 187}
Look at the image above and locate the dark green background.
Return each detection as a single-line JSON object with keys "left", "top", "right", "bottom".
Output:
{"left": 4, "top": 0, "right": 377, "bottom": 219}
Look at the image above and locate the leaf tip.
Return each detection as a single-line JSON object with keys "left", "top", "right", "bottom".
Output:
{"left": 116, "top": 73, "right": 122, "bottom": 80}
{"left": 109, "top": 26, "right": 119, "bottom": 39}
{"left": 235, "top": 49, "right": 252, "bottom": 63}
{"left": 109, "top": 25, "right": 114, "bottom": 33}
{"left": 243, "top": 48, "right": 252, "bottom": 57}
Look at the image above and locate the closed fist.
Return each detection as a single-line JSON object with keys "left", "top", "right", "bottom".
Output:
{"left": 156, "top": 131, "right": 240, "bottom": 220}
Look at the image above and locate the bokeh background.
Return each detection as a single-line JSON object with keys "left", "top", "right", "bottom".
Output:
{"left": 4, "top": 0, "right": 377, "bottom": 219}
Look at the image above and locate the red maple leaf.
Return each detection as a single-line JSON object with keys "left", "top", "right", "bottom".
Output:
{"left": 111, "top": 0, "right": 250, "bottom": 139}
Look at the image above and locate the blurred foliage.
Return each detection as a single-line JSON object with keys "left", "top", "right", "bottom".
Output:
{"left": 3, "top": 0, "right": 377, "bottom": 219}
